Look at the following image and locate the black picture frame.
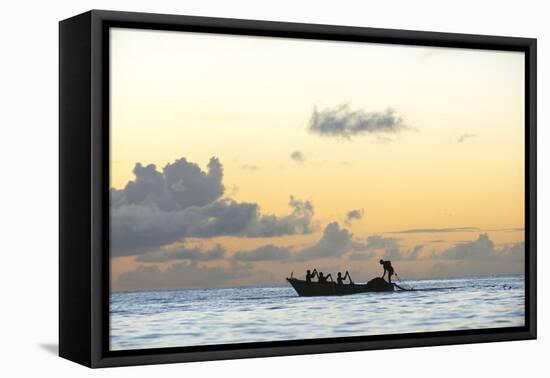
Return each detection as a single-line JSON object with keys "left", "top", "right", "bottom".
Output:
{"left": 59, "top": 9, "right": 537, "bottom": 368}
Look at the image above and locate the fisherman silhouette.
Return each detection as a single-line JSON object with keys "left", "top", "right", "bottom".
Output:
{"left": 379, "top": 259, "right": 394, "bottom": 284}
{"left": 318, "top": 272, "right": 332, "bottom": 283}
{"left": 306, "top": 269, "right": 318, "bottom": 283}
{"left": 337, "top": 271, "right": 353, "bottom": 285}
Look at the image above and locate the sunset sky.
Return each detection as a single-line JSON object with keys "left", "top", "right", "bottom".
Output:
{"left": 109, "top": 28, "right": 525, "bottom": 292}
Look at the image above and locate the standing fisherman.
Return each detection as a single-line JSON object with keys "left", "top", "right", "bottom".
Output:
{"left": 379, "top": 259, "right": 394, "bottom": 284}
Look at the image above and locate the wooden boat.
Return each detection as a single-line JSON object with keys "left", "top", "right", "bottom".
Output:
{"left": 286, "top": 277, "right": 394, "bottom": 296}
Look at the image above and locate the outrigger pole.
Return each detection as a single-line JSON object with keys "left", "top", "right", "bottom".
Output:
{"left": 393, "top": 272, "right": 414, "bottom": 291}
{"left": 393, "top": 282, "right": 413, "bottom": 291}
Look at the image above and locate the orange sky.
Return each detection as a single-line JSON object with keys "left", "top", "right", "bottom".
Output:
{"left": 109, "top": 28, "right": 525, "bottom": 292}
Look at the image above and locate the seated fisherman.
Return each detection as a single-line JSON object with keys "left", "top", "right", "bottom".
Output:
{"left": 379, "top": 259, "right": 394, "bottom": 284}
{"left": 317, "top": 271, "right": 332, "bottom": 283}
{"left": 305, "top": 269, "right": 318, "bottom": 282}
{"left": 336, "top": 271, "right": 353, "bottom": 285}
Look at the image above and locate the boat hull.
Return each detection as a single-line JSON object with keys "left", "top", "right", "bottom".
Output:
{"left": 286, "top": 277, "right": 394, "bottom": 296}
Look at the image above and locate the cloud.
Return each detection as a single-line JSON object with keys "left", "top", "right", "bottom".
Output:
{"left": 111, "top": 157, "right": 224, "bottom": 211}
{"left": 233, "top": 244, "right": 292, "bottom": 262}
{"left": 354, "top": 234, "right": 422, "bottom": 261}
{"left": 240, "top": 196, "right": 315, "bottom": 237}
{"left": 233, "top": 222, "right": 367, "bottom": 262}
{"left": 290, "top": 150, "right": 305, "bottom": 164}
{"left": 137, "top": 244, "right": 226, "bottom": 263}
{"left": 241, "top": 164, "right": 259, "bottom": 171}
{"left": 232, "top": 227, "right": 427, "bottom": 263}
{"left": 111, "top": 198, "right": 253, "bottom": 256}
{"left": 113, "top": 261, "right": 251, "bottom": 291}
{"left": 433, "top": 233, "right": 524, "bottom": 262}
{"left": 112, "top": 197, "right": 315, "bottom": 256}
{"left": 345, "top": 208, "right": 364, "bottom": 224}
{"left": 417, "top": 48, "right": 446, "bottom": 62}
{"left": 296, "top": 222, "right": 363, "bottom": 260}
{"left": 309, "top": 104, "right": 408, "bottom": 139}
{"left": 387, "top": 244, "right": 424, "bottom": 261}
{"left": 435, "top": 233, "right": 494, "bottom": 260}
{"left": 364, "top": 234, "right": 399, "bottom": 249}
{"left": 348, "top": 250, "right": 376, "bottom": 261}
{"left": 457, "top": 133, "right": 476, "bottom": 143}
{"left": 387, "top": 227, "right": 480, "bottom": 234}
{"left": 427, "top": 235, "right": 524, "bottom": 277}
{"left": 486, "top": 227, "right": 525, "bottom": 232}
{"left": 111, "top": 157, "right": 315, "bottom": 256}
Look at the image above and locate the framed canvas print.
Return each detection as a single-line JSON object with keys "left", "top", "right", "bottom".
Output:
{"left": 59, "top": 10, "right": 537, "bottom": 368}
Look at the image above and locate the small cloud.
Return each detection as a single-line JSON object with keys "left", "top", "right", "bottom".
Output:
{"left": 387, "top": 227, "right": 479, "bottom": 234}
{"left": 486, "top": 227, "right": 525, "bottom": 232}
{"left": 290, "top": 150, "right": 305, "bottom": 164}
{"left": 417, "top": 48, "right": 446, "bottom": 62}
{"left": 309, "top": 103, "right": 409, "bottom": 140}
{"left": 457, "top": 133, "right": 476, "bottom": 143}
{"left": 345, "top": 208, "right": 364, "bottom": 225}
{"left": 241, "top": 164, "right": 259, "bottom": 171}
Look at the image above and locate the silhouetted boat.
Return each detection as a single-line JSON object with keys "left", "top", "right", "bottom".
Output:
{"left": 286, "top": 277, "right": 394, "bottom": 296}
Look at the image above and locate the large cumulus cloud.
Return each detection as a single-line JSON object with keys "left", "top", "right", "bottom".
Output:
{"left": 309, "top": 104, "right": 408, "bottom": 139}
{"left": 111, "top": 157, "right": 315, "bottom": 257}
{"left": 111, "top": 157, "right": 224, "bottom": 211}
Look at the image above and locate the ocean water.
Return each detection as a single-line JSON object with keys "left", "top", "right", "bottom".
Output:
{"left": 110, "top": 275, "right": 525, "bottom": 351}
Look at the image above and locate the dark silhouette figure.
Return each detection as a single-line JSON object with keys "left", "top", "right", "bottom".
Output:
{"left": 379, "top": 259, "right": 394, "bottom": 284}
{"left": 318, "top": 272, "right": 332, "bottom": 283}
{"left": 306, "top": 269, "right": 318, "bottom": 282}
{"left": 337, "top": 271, "right": 353, "bottom": 285}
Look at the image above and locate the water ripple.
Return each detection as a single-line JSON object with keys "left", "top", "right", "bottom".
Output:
{"left": 110, "top": 275, "right": 525, "bottom": 351}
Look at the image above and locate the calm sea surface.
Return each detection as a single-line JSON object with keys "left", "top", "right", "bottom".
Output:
{"left": 110, "top": 275, "right": 524, "bottom": 351}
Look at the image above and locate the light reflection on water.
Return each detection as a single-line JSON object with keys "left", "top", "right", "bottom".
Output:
{"left": 110, "top": 275, "right": 525, "bottom": 351}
